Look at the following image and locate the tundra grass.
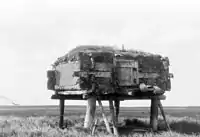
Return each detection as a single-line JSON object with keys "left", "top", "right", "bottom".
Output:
{"left": 0, "top": 114, "right": 200, "bottom": 137}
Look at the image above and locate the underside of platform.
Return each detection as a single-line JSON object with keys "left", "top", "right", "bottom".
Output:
{"left": 51, "top": 92, "right": 166, "bottom": 101}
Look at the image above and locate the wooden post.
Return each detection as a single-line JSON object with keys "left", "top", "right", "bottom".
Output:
{"left": 114, "top": 100, "right": 120, "bottom": 124}
{"left": 84, "top": 96, "right": 96, "bottom": 129}
{"left": 150, "top": 97, "right": 158, "bottom": 131}
{"left": 59, "top": 99, "right": 65, "bottom": 129}
{"left": 158, "top": 100, "right": 171, "bottom": 131}
{"left": 97, "top": 99, "right": 112, "bottom": 134}
{"left": 109, "top": 99, "right": 119, "bottom": 136}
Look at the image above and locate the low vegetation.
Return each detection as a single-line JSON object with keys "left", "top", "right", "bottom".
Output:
{"left": 0, "top": 113, "right": 200, "bottom": 137}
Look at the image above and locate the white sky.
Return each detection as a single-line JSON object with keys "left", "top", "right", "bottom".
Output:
{"left": 0, "top": 0, "right": 200, "bottom": 106}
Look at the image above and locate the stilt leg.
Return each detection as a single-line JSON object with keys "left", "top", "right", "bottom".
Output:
{"left": 97, "top": 99, "right": 112, "bottom": 134}
{"left": 84, "top": 96, "right": 96, "bottom": 129}
{"left": 114, "top": 100, "right": 120, "bottom": 124}
{"left": 59, "top": 99, "right": 65, "bottom": 129}
{"left": 109, "top": 99, "right": 119, "bottom": 136}
{"left": 150, "top": 97, "right": 158, "bottom": 131}
{"left": 158, "top": 100, "right": 171, "bottom": 131}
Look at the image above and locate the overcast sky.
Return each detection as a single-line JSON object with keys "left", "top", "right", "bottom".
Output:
{"left": 0, "top": 0, "right": 200, "bottom": 106}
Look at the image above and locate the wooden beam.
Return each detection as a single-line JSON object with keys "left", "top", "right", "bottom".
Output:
{"left": 158, "top": 100, "right": 171, "bottom": 131}
{"left": 51, "top": 94, "right": 166, "bottom": 101}
{"left": 150, "top": 98, "right": 158, "bottom": 131}
{"left": 73, "top": 71, "right": 112, "bottom": 78}
{"left": 109, "top": 99, "right": 119, "bottom": 136}
{"left": 97, "top": 99, "right": 112, "bottom": 134}
{"left": 59, "top": 99, "right": 65, "bottom": 129}
{"left": 91, "top": 119, "right": 99, "bottom": 136}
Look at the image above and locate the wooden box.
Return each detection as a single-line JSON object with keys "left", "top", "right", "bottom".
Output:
{"left": 47, "top": 46, "right": 172, "bottom": 94}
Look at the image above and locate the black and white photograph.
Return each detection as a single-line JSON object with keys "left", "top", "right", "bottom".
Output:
{"left": 0, "top": 0, "right": 200, "bottom": 136}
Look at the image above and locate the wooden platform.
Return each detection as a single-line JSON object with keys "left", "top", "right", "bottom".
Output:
{"left": 51, "top": 93, "right": 166, "bottom": 101}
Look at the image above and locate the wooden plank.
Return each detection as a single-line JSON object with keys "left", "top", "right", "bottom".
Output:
{"left": 51, "top": 94, "right": 166, "bottom": 100}
{"left": 91, "top": 119, "right": 99, "bottom": 136}
{"left": 115, "top": 59, "right": 138, "bottom": 68}
{"left": 97, "top": 99, "right": 112, "bottom": 134}
{"left": 138, "top": 73, "right": 159, "bottom": 79}
{"left": 73, "top": 71, "right": 112, "bottom": 78}
{"left": 51, "top": 94, "right": 83, "bottom": 100}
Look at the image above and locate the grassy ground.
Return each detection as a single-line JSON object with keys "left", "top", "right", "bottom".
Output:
{"left": 0, "top": 106, "right": 200, "bottom": 137}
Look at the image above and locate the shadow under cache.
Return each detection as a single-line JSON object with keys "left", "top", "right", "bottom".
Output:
{"left": 118, "top": 118, "right": 200, "bottom": 136}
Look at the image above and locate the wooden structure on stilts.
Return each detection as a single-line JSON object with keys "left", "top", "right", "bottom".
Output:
{"left": 47, "top": 45, "right": 173, "bottom": 135}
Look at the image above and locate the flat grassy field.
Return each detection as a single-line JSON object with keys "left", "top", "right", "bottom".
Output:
{"left": 0, "top": 105, "right": 200, "bottom": 137}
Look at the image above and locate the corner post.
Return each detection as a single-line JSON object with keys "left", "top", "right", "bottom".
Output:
{"left": 150, "top": 97, "right": 158, "bottom": 131}
{"left": 114, "top": 100, "right": 120, "bottom": 124}
{"left": 59, "top": 99, "right": 65, "bottom": 129}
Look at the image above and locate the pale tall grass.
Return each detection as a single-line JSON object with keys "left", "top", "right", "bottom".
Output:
{"left": 0, "top": 114, "right": 200, "bottom": 137}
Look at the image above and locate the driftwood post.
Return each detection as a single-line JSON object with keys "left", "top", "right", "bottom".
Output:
{"left": 114, "top": 100, "right": 120, "bottom": 124}
{"left": 150, "top": 97, "right": 158, "bottom": 131}
{"left": 84, "top": 96, "right": 96, "bottom": 128}
{"left": 59, "top": 99, "right": 65, "bottom": 129}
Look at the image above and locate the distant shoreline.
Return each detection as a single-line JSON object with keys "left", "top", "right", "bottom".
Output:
{"left": 0, "top": 105, "right": 199, "bottom": 108}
